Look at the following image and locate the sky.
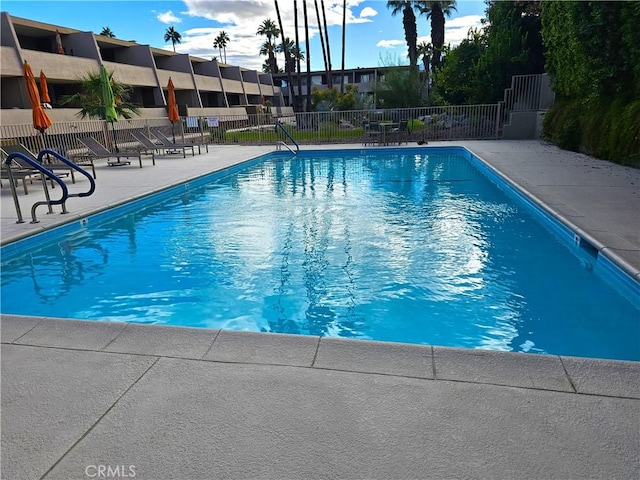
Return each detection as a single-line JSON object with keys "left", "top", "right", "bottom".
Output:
{"left": 3, "top": 0, "right": 487, "bottom": 72}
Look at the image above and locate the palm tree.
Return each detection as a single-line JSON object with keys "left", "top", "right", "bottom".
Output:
{"left": 417, "top": 41, "right": 432, "bottom": 73}
{"left": 275, "top": 0, "right": 296, "bottom": 107}
{"left": 387, "top": 1, "right": 420, "bottom": 70}
{"left": 417, "top": 41, "right": 433, "bottom": 98}
{"left": 59, "top": 69, "right": 139, "bottom": 120}
{"left": 418, "top": 0, "right": 457, "bottom": 72}
{"left": 321, "top": 0, "right": 333, "bottom": 88}
{"left": 100, "top": 27, "right": 115, "bottom": 38}
{"left": 294, "top": 0, "right": 303, "bottom": 111}
{"left": 314, "top": 0, "right": 330, "bottom": 85}
{"left": 213, "top": 38, "right": 222, "bottom": 61}
{"left": 340, "top": 0, "right": 346, "bottom": 93}
{"left": 164, "top": 26, "right": 182, "bottom": 53}
{"left": 257, "top": 19, "right": 280, "bottom": 74}
{"left": 302, "top": 0, "right": 312, "bottom": 111}
{"left": 259, "top": 41, "right": 280, "bottom": 74}
{"left": 215, "top": 31, "right": 230, "bottom": 63}
{"left": 278, "top": 38, "right": 305, "bottom": 74}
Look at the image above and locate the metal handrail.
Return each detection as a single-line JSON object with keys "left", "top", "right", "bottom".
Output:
{"left": 37, "top": 149, "right": 96, "bottom": 199}
{"left": 5, "top": 152, "right": 68, "bottom": 223}
{"left": 4, "top": 149, "right": 93, "bottom": 224}
{"left": 274, "top": 121, "right": 299, "bottom": 154}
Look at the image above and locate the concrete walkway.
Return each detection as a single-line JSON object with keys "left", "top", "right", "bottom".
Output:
{"left": 2, "top": 140, "right": 639, "bottom": 479}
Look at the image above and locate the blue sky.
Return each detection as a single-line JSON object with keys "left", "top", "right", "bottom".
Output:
{"left": 3, "top": 0, "right": 487, "bottom": 71}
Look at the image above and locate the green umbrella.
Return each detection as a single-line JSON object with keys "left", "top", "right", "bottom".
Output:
{"left": 100, "top": 65, "right": 119, "bottom": 151}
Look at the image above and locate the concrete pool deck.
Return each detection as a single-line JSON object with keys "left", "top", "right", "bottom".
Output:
{"left": 2, "top": 140, "right": 639, "bottom": 479}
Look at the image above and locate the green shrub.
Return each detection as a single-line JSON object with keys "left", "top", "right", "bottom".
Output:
{"left": 543, "top": 96, "right": 640, "bottom": 165}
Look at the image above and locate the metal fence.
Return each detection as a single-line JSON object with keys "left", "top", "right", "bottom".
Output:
{"left": 1, "top": 104, "right": 501, "bottom": 156}
{"left": 498, "top": 74, "right": 555, "bottom": 127}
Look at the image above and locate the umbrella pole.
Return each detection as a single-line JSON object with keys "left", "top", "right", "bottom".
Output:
{"left": 171, "top": 122, "right": 176, "bottom": 144}
{"left": 111, "top": 122, "right": 119, "bottom": 152}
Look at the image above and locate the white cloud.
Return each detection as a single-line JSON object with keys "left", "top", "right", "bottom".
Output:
{"left": 166, "top": 2, "right": 483, "bottom": 71}
{"left": 176, "top": 0, "right": 374, "bottom": 70}
{"left": 444, "top": 15, "right": 485, "bottom": 47}
{"left": 376, "top": 39, "right": 404, "bottom": 49}
{"left": 446, "top": 15, "right": 484, "bottom": 29}
{"left": 360, "top": 7, "right": 377, "bottom": 18}
{"left": 157, "top": 11, "right": 182, "bottom": 24}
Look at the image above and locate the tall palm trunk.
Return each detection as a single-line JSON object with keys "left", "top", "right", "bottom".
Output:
{"left": 321, "top": 0, "right": 333, "bottom": 88}
{"left": 431, "top": 5, "right": 445, "bottom": 71}
{"left": 403, "top": 5, "right": 418, "bottom": 70}
{"left": 303, "top": 0, "right": 312, "bottom": 111}
{"left": 275, "top": 0, "right": 295, "bottom": 109}
{"left": 294, "top": 0, "right": 303, "bottom": 112}
{"left": 314, "top": 0, "right": 330, "bottom": 87}
{"left": 340, "top": 0, "right": 346, "bottom": 94}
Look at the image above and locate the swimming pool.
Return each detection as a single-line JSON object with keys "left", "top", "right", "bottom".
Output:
{"left": 2, "top": 147, "right": 639, "bottom": 360}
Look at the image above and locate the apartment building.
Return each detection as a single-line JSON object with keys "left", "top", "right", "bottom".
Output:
{"left": 0, "top": 12, "right": 286, "bottom": 126}
{"left": 272, "top": 68, "right": 387, "bottom": 107}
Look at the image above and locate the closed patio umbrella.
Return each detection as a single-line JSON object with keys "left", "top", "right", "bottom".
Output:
{"left": 39, "top": 70, "right": 51, "bottom": 105}
{"left": 99, "top": 65, "right": 119, "bottom": 151}
{"left": 167, "top": 77, "right": 180, "bottom": 143}
{"left": 23, "top": 61, "right": 52, "bottom": 139}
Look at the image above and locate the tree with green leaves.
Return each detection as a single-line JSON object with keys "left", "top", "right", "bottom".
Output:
{"left": 386, "top": 1, "right": 421, "bottom": 70}
{"left": 311, "top": 84, "right": 359, "bottom": 111}
{"left": 60, "top": 69, "right": 139, "bottom": 120}
{"left": 418, "top": 0, "right": 457, "bottom": 72}
{"left": 164, "top": 26, "right": 182, "bottom": 53}
{"left": 374, "top": 66, "right": 425, "bottom": 108}
{"left": 214, "top": 31, "right": 230, "bottom": 63}
{"left": 473, "top": 0, "right": 543, "bottom": 104}
{"left": 430, "top": 29, "right": 483, "bottom": 105}
{"left": 257, "top": 19, "right": 280, "bottom": 74}
{"left": 100, "top": 27, "right": 115, "bottom": 38}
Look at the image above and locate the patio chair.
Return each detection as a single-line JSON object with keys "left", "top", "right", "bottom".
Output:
{"left": 1, "top": 144, "right": 76, "bottom": 183}
{"left": 386, "top": 120, "right": 409, "bottom": 145}
{"left": 362, "top": 121, "right": 381, "bottom": 146}
{"left": 131, "top": 130, "right": 168, "bottom": 156}
{"left": 149, "top": 127, "right": 197, "bottom": 157}
{"left": 77, "top": 137, "right": 155, "bottom": 168}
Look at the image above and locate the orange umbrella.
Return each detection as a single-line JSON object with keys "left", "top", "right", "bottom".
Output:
{"left": 23, "top": 61, "right": 52, "bottom": 134}
{"left": 167, "top": 77, "right": 180, "bottom": 142}
{"left": 55, "top": 29, "right": 64, "bottom": 55}
{"left": 39, "top": 70, "right": 51, "bottom": 104}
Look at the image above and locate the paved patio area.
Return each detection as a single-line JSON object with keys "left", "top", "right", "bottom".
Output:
{"left": 2, "top": 140, "right": 639, "bottom": 479}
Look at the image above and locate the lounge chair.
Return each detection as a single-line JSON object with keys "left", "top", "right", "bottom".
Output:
{"left": 1, "top": 164, "right": 39, "bottom": 194}
{"left": 1, "top": 144, "right": 76, "bottom": 183}
{"left": 131, "top": 131, "right": 168, "bottom": 156}
{"left": 77, "top": 137, "right": 155, "bottom": 168}
{"left": 149, "top": 127, "right": 197, "bottom": 157}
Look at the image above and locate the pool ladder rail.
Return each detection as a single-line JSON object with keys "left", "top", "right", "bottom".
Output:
{"left": 4, "top": 148, "right": 96, "bottom": 224}
{"left": 274, "top": 121, "right": 299, "bottom": 155}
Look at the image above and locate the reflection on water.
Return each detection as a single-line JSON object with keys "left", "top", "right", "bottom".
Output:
{"left": 1, "top": 151, "right": 638, "bottom": 360}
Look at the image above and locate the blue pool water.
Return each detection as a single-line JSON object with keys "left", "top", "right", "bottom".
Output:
{"left": 2, "top": 148, "right": 639, "bottom": 360}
